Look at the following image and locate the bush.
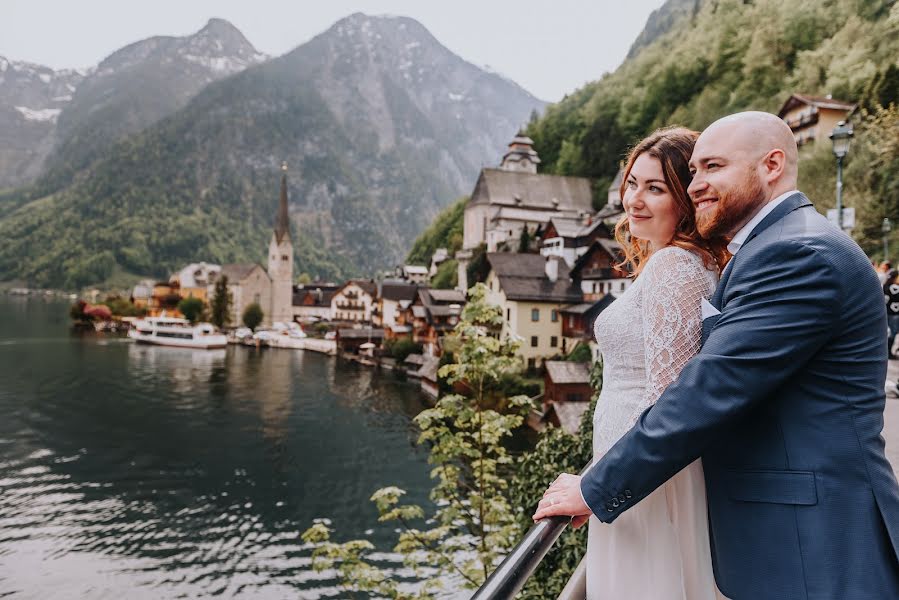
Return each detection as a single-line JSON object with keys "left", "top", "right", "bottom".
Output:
{"left": 177, "top": 296, "right": 204, "bottom": 323}
{"left": 101, "top": 295, "right": 145, "bottom": 317}
{"left": 242, "top": 302, "right": 264, "bottom": 331}
{"left": 384, "top": 337, "right": 422, "bottom": 362}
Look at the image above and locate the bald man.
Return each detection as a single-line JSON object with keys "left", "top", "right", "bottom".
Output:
{"left": 535, "top": 112, "right": 899, "bottom": 599}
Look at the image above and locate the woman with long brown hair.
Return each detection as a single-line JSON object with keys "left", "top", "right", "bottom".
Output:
{"left": 536, "top": 126, "right": 729, "bottom": 599}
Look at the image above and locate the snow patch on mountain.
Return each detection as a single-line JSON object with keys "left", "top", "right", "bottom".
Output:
{"left": 15, "top": 106, "right": 62, "bottom": 122}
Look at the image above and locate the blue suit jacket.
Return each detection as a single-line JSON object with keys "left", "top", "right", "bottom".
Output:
{"left": 580, "top": 193, "right": 899, "bottom": 599}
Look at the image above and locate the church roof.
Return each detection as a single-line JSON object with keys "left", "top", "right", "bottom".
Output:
{"left": 468, "top": 168, "right": 594, "bottom": 211}
{"left": 274, "top": 163, "right": 291, "bottom": 244}
{"left": 221, "top": 263, "right": 267, "bottom": 283}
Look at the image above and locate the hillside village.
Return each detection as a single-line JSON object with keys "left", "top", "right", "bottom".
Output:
{"left": 82, "top": 90, "right": 859, "bottom": 429}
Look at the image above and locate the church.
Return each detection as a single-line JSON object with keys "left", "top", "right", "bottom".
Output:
{"left": 217, "top": 163, "right": 294, "bottom": 327}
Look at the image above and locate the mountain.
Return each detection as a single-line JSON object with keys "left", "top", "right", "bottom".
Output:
{"left": 0, "top": 13, "right": 545, "bottom": 289}
{"left": 527, "top": 0, "right": 899, "bottom": 190}
{"left": 0, "top": 18, "right": 267, "bottom": 194}
{"left": 0, "top": 58, "right": 84, "bottom": 189}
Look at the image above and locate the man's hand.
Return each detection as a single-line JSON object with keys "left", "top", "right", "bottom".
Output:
{"left": 532, "top": 473, "right": 592, "bottom": 528}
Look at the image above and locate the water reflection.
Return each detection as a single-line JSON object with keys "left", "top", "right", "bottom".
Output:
{"left": 0, "top": 298, "right": 432, "bottom": 598}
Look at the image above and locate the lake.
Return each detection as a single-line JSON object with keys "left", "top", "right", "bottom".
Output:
{"left": 0, "top": 296, "right": 434, "bottom": 598}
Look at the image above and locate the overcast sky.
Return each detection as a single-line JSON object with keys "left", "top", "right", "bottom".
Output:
{"left": 1, "top": 0, "right": 665, "bottom": 102}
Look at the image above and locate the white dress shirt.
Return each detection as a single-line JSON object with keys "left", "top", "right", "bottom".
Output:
{"left": 726, "top": 190, "right": 799, "bottom": 256}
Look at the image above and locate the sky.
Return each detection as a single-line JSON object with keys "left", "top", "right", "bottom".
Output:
{"left": 1, "top": 0, "right": 666, "bottom": 102}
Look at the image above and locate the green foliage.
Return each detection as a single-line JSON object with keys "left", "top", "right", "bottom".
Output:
{"left": 101, "top": 295, "right": 145, "bottom": 317}
{"left": 566, "top": 342, "right": 593, "bottom": 363}
{"left": 508, "top": 359, "right": 604, "bottom": 598}
{"left": 430, "top": 259, "right": 457, "bottom": 289}
{"left": 242, "top": 302, "right": 264, "bottom": 331}
{"left": 69, "top": 300, "right": 92, "bottom": 322}
{"left": 177, "top": 296, "right": 205, "bottom": 323}
{"left": 405, "top": 196, "right": 467, "bottom": 265}
{"left": 518, "top": 226, "right": 532, "bottom": 253}
{"left": 465, "top": 243, "right": 490, "bottom": 286}
{"left": 384, "top": 337, "right": 423, "bottom": 362}
{"left": 527, "top": 0, "right": 899, "bottom": 188}
{"left": 302, "top": 283, "right": 533, "bottom": 594}
{"left": 209, "top": 276, "right": 232, "bottom": 329}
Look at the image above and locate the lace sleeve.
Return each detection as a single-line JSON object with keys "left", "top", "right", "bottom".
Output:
{"left": 640, "top": 247, "right": 715, "bottom": 409}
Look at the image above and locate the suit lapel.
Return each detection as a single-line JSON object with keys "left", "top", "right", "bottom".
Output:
{"left": 708, "top": 192, "right": 812, "bottom": 313}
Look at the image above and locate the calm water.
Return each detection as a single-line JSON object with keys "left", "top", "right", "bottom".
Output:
{"left": 0, "top": 296, "right": 434, "bottom": 598}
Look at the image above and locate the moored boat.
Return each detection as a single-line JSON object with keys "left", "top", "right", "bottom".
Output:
{"left": 127, "top": 316, "right": 227, "bottom": 349}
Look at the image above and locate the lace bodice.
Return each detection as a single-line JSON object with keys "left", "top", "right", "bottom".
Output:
{"left": 592, "top": 246, "right": 718, "bottom": 457}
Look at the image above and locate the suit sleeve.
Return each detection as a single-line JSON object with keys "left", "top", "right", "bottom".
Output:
{"left": 580, "top": 240, "right": 841, "bottom": 521}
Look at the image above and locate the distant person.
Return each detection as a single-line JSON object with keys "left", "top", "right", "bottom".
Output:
{"left": 885, "top": 268, "right": 899, "bottom": 357}
{"left": 536, "top": 111, "right": 899, "bottom": 599}
{"left": 879, "top": 260, "right": 893, "bottom": 285}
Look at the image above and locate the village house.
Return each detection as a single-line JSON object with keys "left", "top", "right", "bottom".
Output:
{"left": 543, "top": 360, "right": 592, "bottom": 404}
{"left": 331, "top": 280, "right": 377, "bottom": 323}
{"left": 539, "top": 215, "right": 614, "bottom": 267}
{"left": 218, "top": 263, "right": 272, "bottom": 327}
{"left": 429, "top": 248, "right": 450, "bottom": 278}
{"left": 484, "top": 252, "right": 583, "bottom": 371}
{"left": 777, "top": 93, "right": 856, "bottom": 148}
{"left": 559, "top": 294, "right": 617, "bottom": 354}
{"left": 130, "top": 279, "right": 156, "bottom": 311}
{"left": 335, "top": 327, "right": 385, "bottom": 355}
{"left": 401, "top": 265, "right": 430, "bottom": 284}
{"left": 374, "top": 280, "right": 418, "bottom": 330}
{"left": 170, "top": 262, "right": 221, "bottom": 303}
{"left": 455, "top": 134, "right": 595, "bottom": 291}
{"left": 292, "top": 283, "right": 340, "bottom": 323}
{"left": 412, "top": 288, "right": 466, "bottom": 356}
{"left": 569, "top": 239, "right": 631, "bottom": 300}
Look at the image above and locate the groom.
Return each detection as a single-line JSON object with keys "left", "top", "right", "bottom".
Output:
{"left": 534, "top": 112, "right": 899, "bottom": 599}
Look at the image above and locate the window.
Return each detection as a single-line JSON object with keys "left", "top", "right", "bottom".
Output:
{"left": 531, "top": 336, "right": 538, "bottom": 347}
{"left": 527, "top": 358, "right": 536, "bottom": 371}
{"left": 551, "top": 309, "right": 558, "bottom": 322}
{"left": 619, "top": 282, "right": 626, "bottom": 291}
{"left": 568, "top": 315, "right": 575, "bottom": 327}
{"left": 531, "top": 308, "right": 540, "bottom": 322}
{"left": 550, "top": 336, "right": 558, "bottom": 347}
{"left": 506, "top": 308, "right": 511, "bottom": 321}
{"left": 282, "top": 254, "right": 289, "bottom": 260}
{"left": 566, "top": 393, "right": 583, "bottom": 403}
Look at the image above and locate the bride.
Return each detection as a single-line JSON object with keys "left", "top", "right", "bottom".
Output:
{"left": 533, "top": 127, "right": 729, "bottom": 599}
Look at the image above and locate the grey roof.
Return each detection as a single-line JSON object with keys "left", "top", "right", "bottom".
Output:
{"left": 337, "top": 328, "right": 385, "bottom": 340}
{"left": 777, "top": 93, "right": 856, "bottom": 117}
{"left": 547, "top": 401, "right": 590, "bottom": 435}
{"left": 426, "top": 289, "right": 466, "bottom": 303}
{"left": 545, "top": 361, "right": 592, "bottom": 384}
{"left": 546, "top": 218, "right": 586, "bottom": 238}
{"left": 221, "top": 263, "right": 266, "bottom": 283}
{"left": 559, "top": 302, "right": 593, "bottom": 314}
{"left": 293, "top": 287, "right": 337, "bottom": 307}
{"left": 404, "top": 353, "right": 425, "bottom": 365}
{"left": 338, "top": 279, "right": 377, "bottom": 297}
{"left": 470, "top": 168, "right": 594, "bottom": 211}
{"left": 380, "top": 281, "right": 418, "bottom": 302}
{"left": 417, "top": 356, "right": 441, "bottom": 382}
{"left": 487, "top": 252, "right": 582, "bottom": 303}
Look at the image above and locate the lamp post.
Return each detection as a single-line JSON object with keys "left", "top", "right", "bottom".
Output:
{"left": 884, "top": 218, "right": 892, "bottom": 262}
{"left": 829, "top": 120, "right": 854, "bottom": 230}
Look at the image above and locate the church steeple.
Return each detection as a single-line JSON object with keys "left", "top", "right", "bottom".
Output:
{"left": 274, "top": 161, "right": 291, "bottom": 243}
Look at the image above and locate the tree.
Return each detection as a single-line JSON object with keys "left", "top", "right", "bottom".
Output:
{"left": 177, "top": 296, "right": 204, "bottom": 323}
{"left": 209, "top": 275, "right": 232, "bottom": 329}
{"left": 302, "top": 283, "right": 533, "bottom": 596}
{"left": 518, "top": 226, "right": 532, "bottom": 253}
{"left": 507, "top": 358, "right": 603, "bottom": 598}
{"left": 242, "top": 302, "right": 264, "bottom": 331}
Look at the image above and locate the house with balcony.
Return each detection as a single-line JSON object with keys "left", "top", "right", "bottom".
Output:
{"left": 539, "top": 216, "right": 613, "bottom": 267}
{"left": 292, "top": 283, "right": 339, "bottom": 323}
{"left": 777, "top": 93, "right": 856, "bottom": 148}
{"left": 400, "top": 287, "right": 466, "bottom": 355}
{"left": 570, "top": 239, "right": 631, "bottom": 301}
{"left": 331, "top": 280, "right": 377, "bottom": 323}
{"left": 484, "top": 252, "right": 583, "bottom": 371}
{"left": 171, "top": 262, "right": 221, "bottom": 303}
{"left": 375, "top": 280, "right": 418, "bottom": 330}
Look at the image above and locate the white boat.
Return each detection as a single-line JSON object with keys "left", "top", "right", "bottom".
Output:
{"left": 128, "top": 316, "right": 227, "bottom": 349}
{"left": 265, "top": 322, "right": 309, "bottom": 349}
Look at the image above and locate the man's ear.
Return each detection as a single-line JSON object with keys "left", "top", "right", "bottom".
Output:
{"left": 762, "top": 149, "right": 786, "bottom": 183}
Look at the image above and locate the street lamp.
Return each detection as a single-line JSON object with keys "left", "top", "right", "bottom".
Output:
{"left": 829, "top": 120, "right": 854, "bottom": 230}
{"left": 884, "top": 218, "right": 892, "bottom": 262}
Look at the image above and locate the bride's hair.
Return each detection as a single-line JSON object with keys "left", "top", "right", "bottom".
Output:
{"left": 613, "top": 126, "right": 730, "bottom": 276}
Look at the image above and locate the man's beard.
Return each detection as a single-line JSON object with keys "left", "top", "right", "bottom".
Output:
{"left": 696, "top": 175, "right": 766, "bottom": 240}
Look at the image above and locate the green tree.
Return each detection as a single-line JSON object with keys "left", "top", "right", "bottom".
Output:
{"left": 302, "top": 283, "right": 533, "bottom": 596}
{"left": 177, "top": 296, "right": 204, "bottom": 323}
{"left": 508, "top": 358, "right": 603, "bottom": 598}
{"left": 209, "top": 276, "right": 232, "bottom": 329}
{"left": 430, "top": 259, "right": 458, "bottom": 289}
{"left": 242, "top": 302, "right": 264, "bottom": 331}
{"left": 518, "top": 226, "right": 532, "bottom": 253}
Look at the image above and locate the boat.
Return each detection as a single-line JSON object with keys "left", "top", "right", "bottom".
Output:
{"left": 265, "top": 321, "right": 309, "bottom": 349}
{"left": 127, "top": 316, "right": 227, "bottom": 349}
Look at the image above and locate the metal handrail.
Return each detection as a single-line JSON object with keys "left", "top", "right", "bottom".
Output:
{"left": 471, "top": 464, "right": 590, "bottom": 600}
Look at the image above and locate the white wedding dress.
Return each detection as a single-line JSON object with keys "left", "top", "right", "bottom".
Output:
{"left": 587, "top": 246, "right": 727, "bottom": 600}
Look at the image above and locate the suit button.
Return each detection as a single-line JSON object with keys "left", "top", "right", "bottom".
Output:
{"left": 612, "top": 499, "right": 620, "bottom": 507}
{"left": 617, "top": 494, "right": 626, "bottom": 502}
{"left": 624, "top": 490, "right": 632, "bottom": 499}
{"left": 606, "top": 506, "right": 614, "bottom": 513}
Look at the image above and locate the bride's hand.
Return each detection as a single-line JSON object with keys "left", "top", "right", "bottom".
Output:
{"left": 532, "top": 473, "right": 592, "bottom": 523}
